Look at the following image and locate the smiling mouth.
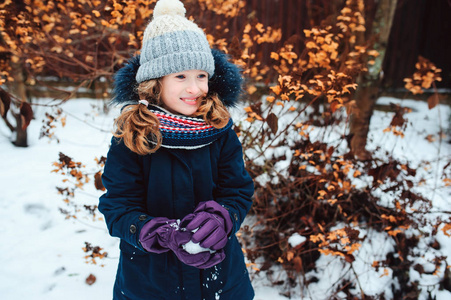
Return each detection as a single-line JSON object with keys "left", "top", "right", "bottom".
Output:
{"left": 180, "top": 97, "right": 199, "bottom": 104}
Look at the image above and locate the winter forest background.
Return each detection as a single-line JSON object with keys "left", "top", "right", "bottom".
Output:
{"left": 1, "top": 0, "right": 450, "bottom": 299}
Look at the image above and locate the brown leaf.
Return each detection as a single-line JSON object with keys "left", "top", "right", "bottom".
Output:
{"left": 425, "top": 134, "right": 436, "bottom": 142}
{"left": 368, "top": 162, "right": 400, "bottom": 185}
{"left": 85, "top": 274, "right": 96, "bottom": 285}
{"left": 266, "top": 112, "right": 278, "bottom": 134}
{"left": 293, "top": 256, "right": 303, "bottom": 273}
{"left": 0, "top": 88, "right": 11, "bottom": 118}
{"left": 413, "top": 264, "right": 425, "bottom": 274}
{"left": 0, "top": 100, "right": 4, "bottom": 119}
{"left": 344, "top": 253, "right": 355, "bottom": 263}
{"left": 327, "top": 146, "right": 334, "bottom": 157}
{"left": 389, "top": 103, "right": 407, "bottom": 127}
{"left": 94, "top": 171, "right": 105, "bottom": 191}
{"left": 427, "top": 93, "right": 439, "bottom": 110}
{"left": 20, "top": 102, "right": 33, "bottom": 130}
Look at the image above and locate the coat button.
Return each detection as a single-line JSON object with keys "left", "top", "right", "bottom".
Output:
{"left": 234, "top": 213, "right": 238, "bottom": 221}
{"left": 138, "top": 215, "right": 147, "bottom": 221}
{"left": 129, "top": 225, "right": 137, "bottom": 234}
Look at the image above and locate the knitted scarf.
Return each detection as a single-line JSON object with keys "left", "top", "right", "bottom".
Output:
{"left": 149, "top": 106, "right": 233, "bottom": 149}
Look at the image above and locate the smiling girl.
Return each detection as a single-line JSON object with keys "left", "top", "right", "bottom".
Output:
{"left": 98, "top": 0, "right": 255, "bottom": 299}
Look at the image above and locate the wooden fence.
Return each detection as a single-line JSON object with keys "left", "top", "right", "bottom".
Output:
{"left": 198, "top": 0, "right": 450, "bottom": 90}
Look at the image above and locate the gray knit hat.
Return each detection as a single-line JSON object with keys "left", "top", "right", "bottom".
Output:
{"left": 136, "top": 0, "right": 215, "bottom": 83}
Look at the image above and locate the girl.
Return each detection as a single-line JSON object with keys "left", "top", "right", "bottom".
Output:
{"left": 98, "top": 0, "right": 254, "bottom": 299}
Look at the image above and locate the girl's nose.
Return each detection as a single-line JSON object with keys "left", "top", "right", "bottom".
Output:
{"left": 186, "top": 80, "right": 200, "bottom": 94}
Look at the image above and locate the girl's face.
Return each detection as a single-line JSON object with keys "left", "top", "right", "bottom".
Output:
{"left": 160, "top": 69, "right": 209, "bottom": 116}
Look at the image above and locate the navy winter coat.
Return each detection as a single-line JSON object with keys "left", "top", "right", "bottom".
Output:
{"left": 99, "top": 128, "right": 254, "bottom": 299}
{"left": 99, "top": 48, "right": 255, "bottom": 300}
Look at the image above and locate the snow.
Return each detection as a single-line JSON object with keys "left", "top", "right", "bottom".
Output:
{"left": 183, "top": 241, "right": 214, "bottom": 254}
{"left": 0, "top": 97, "right": 450, "bottom": 299}
{"left": 288, "top": 233, "right": 307, "bottom": 248}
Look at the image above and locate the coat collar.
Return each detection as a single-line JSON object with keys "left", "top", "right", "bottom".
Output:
{"left": 111, "top": 49, "right": 243, "bottom": 108}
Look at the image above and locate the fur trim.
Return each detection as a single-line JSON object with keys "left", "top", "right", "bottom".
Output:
{"left": 111, "top": 49, "right": 243, "bottom": 107}
{"left": 209, "top": 49, "right": 243, "bottom": 107}
{"left": 111, "top": 55, "right": 140, "bottom": 106}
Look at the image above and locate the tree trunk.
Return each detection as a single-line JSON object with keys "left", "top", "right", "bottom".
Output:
{"left": 11, "top": 62, "right": 28, "bottom": 147}
{"left": 349, "top": 0, "right": 398, "bottom": 160}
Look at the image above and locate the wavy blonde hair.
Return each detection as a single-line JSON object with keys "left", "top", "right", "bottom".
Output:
{"left": 114, "top": 79, "right": 230, "bottom": 155}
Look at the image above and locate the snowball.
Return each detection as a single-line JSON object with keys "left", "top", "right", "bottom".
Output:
{"left": 183, "top": 241, "right": 215, "bottom": 254}
{"left": 288, "top": 233, "right": 306, "bottom": 248}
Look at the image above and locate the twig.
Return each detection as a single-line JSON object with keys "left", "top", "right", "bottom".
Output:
{"left": 71, "top": 217, "right": 107, "bottom": 231}
{"left": 350, "top": 263, "right": 366, "bottom": 299}
{"left": 431, "top": 82, "right": 443, "bottom": 201}
{"left": 64, "top": 110, "right": 111, "bottom": 133}
{"left": 1, "top": 115, "right": 15, "bottom": 132}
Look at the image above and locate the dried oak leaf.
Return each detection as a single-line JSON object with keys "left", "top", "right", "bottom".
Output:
{"left": 293, "top": 256, "right": 303, "bottom": 273}
{"left": 0, "top": 88, "right": 11, "bottom": 118}
{"left": 20, "top": 101, "right": 33, "bottom": 130}
{"left": 94, "top": 171, "right": 105, "bottom": 191}
{"left": 427, "top": 93, "right": 439, "bottom": 110}
{"left": 266, "top": 112, "right": 278, "bottom": 134}
{"left": 85, "top": 274, "right": 96, "bottom": 285}
{"left": 389, "top": 103, "right": 408, "bottom": 127}
{"left": 368, "top": 162, "right": 400, "bottom": 185}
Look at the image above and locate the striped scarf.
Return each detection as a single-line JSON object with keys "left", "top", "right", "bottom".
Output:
{"left": 149, "top": 106, "right": 233, "bottom": 149}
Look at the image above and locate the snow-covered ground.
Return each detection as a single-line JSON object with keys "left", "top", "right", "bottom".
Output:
{"left": 0, "top": 97, "right": 450, "bottom": 299}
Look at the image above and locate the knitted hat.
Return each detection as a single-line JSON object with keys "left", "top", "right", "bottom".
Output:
{"left": 136, "top": 0, "right": 215, "bottom": 83}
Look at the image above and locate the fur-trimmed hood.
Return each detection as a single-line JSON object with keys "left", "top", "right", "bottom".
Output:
{"left": 111, "top": 49, "right": 243, "bottom": 107}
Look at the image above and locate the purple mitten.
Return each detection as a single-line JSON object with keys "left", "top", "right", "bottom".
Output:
{"left": 196, "top": 252, "right": 225, "bottom": 268}
{"left": 139, "top": 217, "right": 186, "bottom": 253}
{"left": 186, "top": 251, "right": 225, "bottom": 269}
{"left": 176, "top": 243, "right": 225, "bottom": 269}
{"left": 183, "top": 201, "right": 233, "bottom": 251}
{"left": 139, "top": 217, "right": 223, "bottom": 268}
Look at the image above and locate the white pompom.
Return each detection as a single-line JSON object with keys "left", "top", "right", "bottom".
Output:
{"left": 153, "top": 0, "right": 186, "bottom": 18}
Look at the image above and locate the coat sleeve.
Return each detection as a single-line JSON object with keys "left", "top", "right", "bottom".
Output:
{"left": 214, "top": 129, "right": 254, "bottom": 235}
{"left": 98, "top": 137, "right": 150, "bottom": 251}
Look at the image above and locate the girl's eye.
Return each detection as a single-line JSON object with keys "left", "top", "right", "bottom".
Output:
{"left": 175, "top": 75, "right": 185, "bottom": 79}
{"left": 198, "top": 73, "right": 207, "bottom": 79}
